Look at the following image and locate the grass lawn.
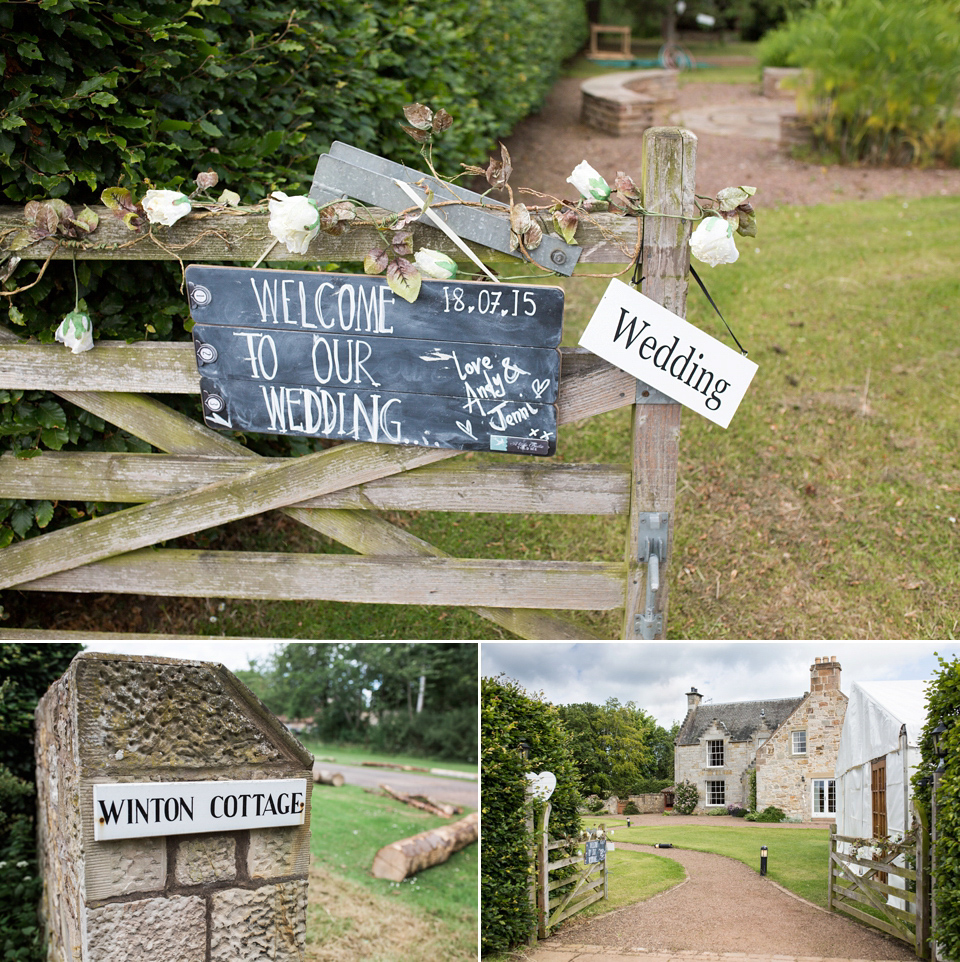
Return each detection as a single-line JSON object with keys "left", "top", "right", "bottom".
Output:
{"left": 301, "top": 743, "right": 477, "bottom": 961}
{"left": 584, "top": 816, "right": 832, "bottom": 906}
{"left": 297, "top": 737, "right": 477, "bottom": 774}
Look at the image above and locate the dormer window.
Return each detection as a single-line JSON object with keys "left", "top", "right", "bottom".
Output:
{"left": 707, "top": 739, "right": 724, "bottom": 767}
{"left": 792, "top": 730, "right": 807, "bottom": 755}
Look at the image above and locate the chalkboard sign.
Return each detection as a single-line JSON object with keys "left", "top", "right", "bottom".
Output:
{"left": 186, "top": 266, "right": 564, "bottom": 456}
{"left": 584, "top": 839, "right": 606, "bottom": 864}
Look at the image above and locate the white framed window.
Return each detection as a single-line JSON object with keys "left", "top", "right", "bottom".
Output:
{"left": 706, "top": 780, "right": 725, "bottom": 806}
{"left": 707, "top": 739, "right": 724, "bottom": 767}
{"left": 812, "top": 778, "right": 836, "bottom": 816}
{"left": 792, "top": 730, "right": 807, "bottom": 755}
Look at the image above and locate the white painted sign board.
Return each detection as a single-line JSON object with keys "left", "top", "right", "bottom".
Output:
{"left": 93, "top": 778, "right": 308, "bottom": 841}
{"left": 579, "top": 278, "right": 758, "bottom": 428}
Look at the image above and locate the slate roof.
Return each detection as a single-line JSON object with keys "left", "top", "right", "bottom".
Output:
{"left": 676, "top": 695, "right": 805, "bottom": 746}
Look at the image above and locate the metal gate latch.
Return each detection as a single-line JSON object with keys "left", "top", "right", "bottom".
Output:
{"left": 635, "top": 512, "right": 669, "bottom": 639}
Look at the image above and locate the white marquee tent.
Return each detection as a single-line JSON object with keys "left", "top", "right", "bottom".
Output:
{"left": 835, "top": 679, "right": 930, "bottom": 841}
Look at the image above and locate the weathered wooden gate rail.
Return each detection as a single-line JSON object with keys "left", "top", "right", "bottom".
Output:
{"left": 0, "top": 128, "right": 694, "bottom": 639}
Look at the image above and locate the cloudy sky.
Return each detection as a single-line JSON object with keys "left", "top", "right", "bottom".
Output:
{"left": 481, "top": 642, "right": 960, "bottom": 728}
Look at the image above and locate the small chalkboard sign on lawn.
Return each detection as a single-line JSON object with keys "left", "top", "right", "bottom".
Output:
{"left": 186, "top": 266, "right": 564, "bottom": 456}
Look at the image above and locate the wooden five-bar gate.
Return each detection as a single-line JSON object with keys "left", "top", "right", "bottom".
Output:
{"left": 0, "top": 128, "right": 696, "bottom": 640}
{"left": 829, "top": 828, "right": 931, "bottom": 958}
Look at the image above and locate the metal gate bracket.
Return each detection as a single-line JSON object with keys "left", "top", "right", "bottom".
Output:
{"left": 635, "top": 512, "right": 669, "bottom": 639}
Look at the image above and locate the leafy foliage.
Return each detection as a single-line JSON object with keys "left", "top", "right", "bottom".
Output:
{"left": 744, "top": 805, "right": 786, "bottom": 822}
{"left": 242, "top": 643, "right": 477, "bottom": 761}
{"left": 556, "top": 699, "right": 677, "bottom": 797}
{"left": 912, "top": 655, "right": 960, "bottom": 956}
{"left": 673, "top": 780, "right": 699, "bottom": 814}
{"left": 757, "top": 0, "right": 960, "bottom": 166}
{"left": 0, "top": 643, "right": 82, "bottom": 962}
{"left": 0, "top": 0, "right": 588, "bottom": 541}
{"left": 480, "top": 675, "right": 581, "bottom": 955}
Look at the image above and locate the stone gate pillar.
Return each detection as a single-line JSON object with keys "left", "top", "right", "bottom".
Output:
{"left": 34, "top": 652, "right": 314, "bottom": 962}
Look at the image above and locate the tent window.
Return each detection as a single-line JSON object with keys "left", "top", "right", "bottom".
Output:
{"left": 706, "top": 780, "right": 725, "bottom": 806}
{"left": 812, "top": 778, "right": 836, "bottom": 816}
{"left": 792, "top": 730, "right": 807, "bottom": 754}
{"left": 707, "top": 739, "right": 724, "bottom": 767}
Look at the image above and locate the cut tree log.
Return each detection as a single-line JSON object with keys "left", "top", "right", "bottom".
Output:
{"left": 313, "top": 769, "right": 345, "bottom": 787}
{"left": 379, "top": 783, "right": 459, "bottom": 816}
{"left": 362, "top": 760, "right": 429, "bottom": 772}
{"left": 371, "top": 811, "right": 479, "bottom": 882}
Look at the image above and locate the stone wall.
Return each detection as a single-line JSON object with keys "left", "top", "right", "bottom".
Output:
{"left": 35, "top": 652, "right": 313, "bottom": 962}
{"left": 581, "top": 70, "right": 678, "bottom": 137}
{"left": 755, "top": 685, "right": 847, "bottom": 821}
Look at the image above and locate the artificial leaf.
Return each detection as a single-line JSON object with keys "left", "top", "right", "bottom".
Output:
{"left": 386, "top": 257, "right": 421, "bottom": 303}
{"left": 400, "top": 124, "right": 430, "bottom": 143}
{"left": 72, "top": 206, "right": 99, "bottom": 234}
{"left": 522, "top": 220, "right": 543, "bottom": 251}
{"left": 509, "top": 203, "right": 533, "bottom": 251}
{"left": 33, "top": 203, "right": 60, "bottom": 236}
{"left": 552, "top": 207, "right": 578, "bottom": 245}
{"left": 391, "top": 229, "right": 414, "bottom": 257}
{"left": 432, "top": 108, "right": 453, "bottom": 133}
{"left": 5, "top": 230, "right": 35, "bottom": 252}
{"left": 364, "top": 247, "right": 389, "bottom": 275}
{"left": 736, "top": 204, "right": 757, "bottom": 238}
{"left": 319, "top": 206, "right": 344, "bottom": 236}
{"left": 101, "top": 187, "right": 137, "bottom": 212}
{"left": 486, "top": 143, "right": 512, "bottom": 189}
{"left": 402, "top": 102, "right": 434, "bottom": 131}
{"left": 218, "top": 189, "right": 241, "bottom": 206}
{"left": 717, "top": 185, "right": 757, "bottom": 212}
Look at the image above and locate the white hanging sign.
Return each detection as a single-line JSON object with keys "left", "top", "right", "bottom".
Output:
{"left": 93, "top": 778, "right": 308, "bottom": 841}
{"left": 525, "top": 771, "right": 556, "bottom": 801}
{"left": 578, "top": 278, "right": 758, "bottom": 428}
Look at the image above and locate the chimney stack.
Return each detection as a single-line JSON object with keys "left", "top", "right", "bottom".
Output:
{"left": 686, "top": 687, "right": 703, "bottom": 711}
{"left": 810, "top": 655, "right": 841, "bottom": 693}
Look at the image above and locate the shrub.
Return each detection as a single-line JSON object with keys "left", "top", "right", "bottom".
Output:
{"left": 673, "top": 781, "right": 698, "bottom": 815}
{"left": 745, "top": 805, "right": 787, "bottom": 823}
{"left": 727, "top": 804, "right": 749, "bottom": 817}
{"left": 481, "top": 675, "right": 581, "bottom": 955}
{"left": 912, "top": 655, "right": 960, "bottom": 957}
{"left": 0, "top": 0, "right": 590, "bottom": 544}
{"left": 623, "top": 800, "right": 640, "bottom": 815}
{"left": 757, "top": 0, "right": 960, "bottom": 166}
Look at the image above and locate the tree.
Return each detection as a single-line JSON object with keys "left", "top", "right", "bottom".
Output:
{"left": 556, "top": 698, "right": 676, "bottom": 797}
{"left": 252, "top": 643, "right": 477, "bottom": 761}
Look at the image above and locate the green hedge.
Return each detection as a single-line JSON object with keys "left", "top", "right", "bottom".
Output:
{"left": 0, "top": 643, "right": 82, "bottom": 962}
{"left": 913, "top": 655, "right": 960, "bottom": 957}
{"left": 0, "top": 0, "right": 588, "bottom": 544}
{"left": 481, "top": 675, "right": 582, "bottom": 955}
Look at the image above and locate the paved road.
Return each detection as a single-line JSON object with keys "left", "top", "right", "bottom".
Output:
{"left": 311, "top": 760, "right": 478, "bottom": 809}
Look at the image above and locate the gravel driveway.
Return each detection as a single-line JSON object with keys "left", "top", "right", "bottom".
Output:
{"left": 543, "top": 840, "right": 915, "bottom": 959}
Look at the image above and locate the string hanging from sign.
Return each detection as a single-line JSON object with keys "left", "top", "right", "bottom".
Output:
{"left": 687, "top": 263, "right": 749, "bottom": 357}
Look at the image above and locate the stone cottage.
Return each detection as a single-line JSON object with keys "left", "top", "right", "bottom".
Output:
{"left": 674, "top": 656, "right": 847, "bottom": 821}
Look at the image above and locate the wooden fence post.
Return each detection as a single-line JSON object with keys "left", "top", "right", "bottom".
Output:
{"left": 623, "top": 127, "right": 697, "bottom": 639}
{"left": 917, "top": 805, "right": 932, "bottom": 959}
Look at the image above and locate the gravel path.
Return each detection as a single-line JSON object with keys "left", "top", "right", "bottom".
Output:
{"left": 499, "top": 77, "right": 960, "bottom": 208}
{"left": 544, "top": 841, "right": 915, "bottom": 959}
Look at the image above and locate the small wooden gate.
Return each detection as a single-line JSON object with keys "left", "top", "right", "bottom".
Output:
{"left": 535, "top": 804, "right": 608, "bottom": 939}
{"left": 0, "top": 128, "right": 696, "bottom": 640}
{"left": 829, "top": 828, "right": 931, "bottom": 958}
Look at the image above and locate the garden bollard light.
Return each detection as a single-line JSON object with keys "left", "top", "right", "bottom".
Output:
{"left": 760, "top": 845, "right": 768, "bottom": 876}
{"left": 627, "top": 818, "right": 631, "bottom": 827}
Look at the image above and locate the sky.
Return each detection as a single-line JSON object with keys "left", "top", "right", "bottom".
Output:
{"left": 74, "top": 639, "right": 285, "bottom": 673}
{"left": 480, "top": 642, "right": 960, "bottom": 728}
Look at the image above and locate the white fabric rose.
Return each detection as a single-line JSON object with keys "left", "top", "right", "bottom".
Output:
{"left": 268, "top": 192, "right": 321, "bottom": 254}
{"left": 55, "top": 311, "right": 94, "bottom": 354}
{"left": 690, "top": 216, "right": 740, "bottom": 266}
{"left": 566, "top": 161, "right": 611, "bottom": 201}
{"left": 414, "top": 248, "right": 458, "bottom": 279}
{"left": 142, "top": 189, "right": 192, "bottom": 226}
